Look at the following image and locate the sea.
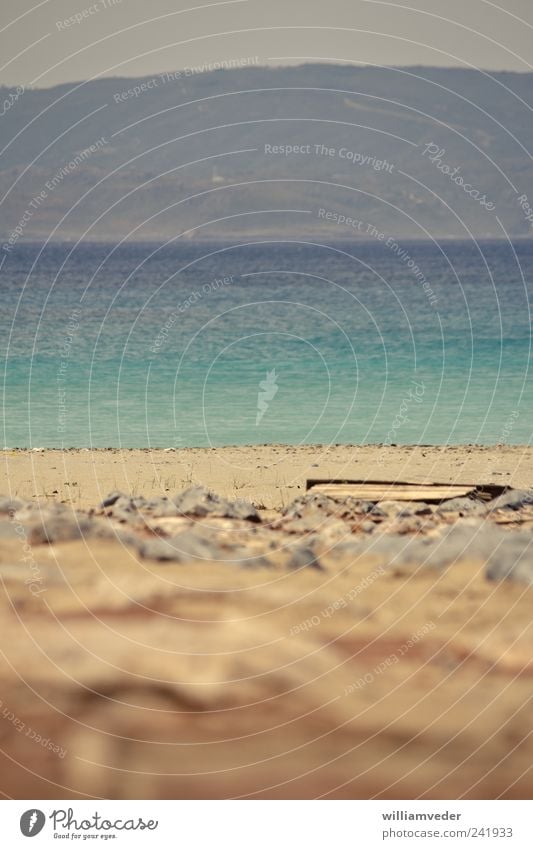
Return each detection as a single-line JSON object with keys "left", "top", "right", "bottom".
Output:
{"left": 1, "top": 238, "right": 531, "bottom": 448}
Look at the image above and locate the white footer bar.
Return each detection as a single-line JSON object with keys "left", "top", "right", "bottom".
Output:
{"left": 2, "top": 800, "right": 530, "bottom": 848}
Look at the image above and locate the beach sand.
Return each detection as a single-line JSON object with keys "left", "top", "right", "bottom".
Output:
{"left": 1, "top": 444, "right": 533, "bottom": 800}
{"left": 3, "top": 443, "right": 533, "bottom": 509}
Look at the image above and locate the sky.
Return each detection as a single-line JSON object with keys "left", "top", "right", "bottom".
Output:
{"left": 1, "top": 0, "right": 533, "bottom": 88}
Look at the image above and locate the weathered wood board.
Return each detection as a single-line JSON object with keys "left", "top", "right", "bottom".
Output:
{"left": 305, "top": 479, "right": 508, "bottom": 504}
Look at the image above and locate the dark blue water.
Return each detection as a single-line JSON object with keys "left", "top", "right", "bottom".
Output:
{"left": 1, "top": 239, "right": 532, "bottom": 447}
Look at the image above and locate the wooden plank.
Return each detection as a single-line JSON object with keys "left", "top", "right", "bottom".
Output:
{"left": 313, "top": 483, "right": 475, "bottom": 492}
{"left": 305, "top": 479, "right": 485, "bottom": 503}
{"left": 313, "top": 485, "right": 472, "bottom": 492}
{"left": 306, "top": 478, "right": 480, "bottom": 488}
{"left": 305, "top": 479, "right": 509, "bottom": 504}
{"left": 308, "top": 486, "right": 474, "bottom": 494}
{"left": 308, "top": 486, "right": 475, "bottom": 503}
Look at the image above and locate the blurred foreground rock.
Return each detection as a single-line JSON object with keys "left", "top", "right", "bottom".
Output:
{"left": 0, "top": 485, "right": 533, "bottom": 798}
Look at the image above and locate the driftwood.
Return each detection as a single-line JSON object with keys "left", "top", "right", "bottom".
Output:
{"left": 306, "top": 479, "right": 508, "bottom": 504}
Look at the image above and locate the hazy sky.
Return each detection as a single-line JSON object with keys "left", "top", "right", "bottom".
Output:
{"left": 1, "top": 0, "right": 533, "bottom": 88}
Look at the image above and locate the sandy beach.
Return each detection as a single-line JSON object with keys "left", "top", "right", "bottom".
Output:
{"left": 1, "top": 444, "right": 533, "bottom": 799}
{"left": 3, "top": 443, "right": 533, "bottom": 509}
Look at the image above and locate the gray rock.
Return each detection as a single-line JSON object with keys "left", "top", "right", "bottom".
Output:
{"left": 14, "top": 502, "right": 69, "bottom": 522}
{"left": 485, "top": 533, "right": 533, "bottom": 584}
{"left": 137, "top": 536, "right": 186, "bottom": 562}
{"left": 367, "top": 533, "right": 429, "bottom": 563}
{"left": 281, "top": 510, "right": 327, "bottom": 534}
{"left": 438, "top": 497, "right": 487, "bottom": 515}
{"left": 83, "top": 519, "right": 136, "bottom": 544}
{"left": 333, "top": 522, "right": 509, "bottom": 571}
{"left": 137, "top": 528, "right": 271, "bottom": 567}
{"left": 283, "top": 492, "right": 374, "bottom": 521}
{"left": 145, "top": 498, "right": 181, "bottom": 517}
{"left": 231, "top": 499, "right": 261, "bottom": 521}
{"left": 0, "top": 497, "right": 24, "bottom": 514}
{"left": 335, "top": 497, "right": 375, "bottom": 516}
{"left": 227, "top": 550, "right": 273, "bottom": 569}
{"left": 398, "top": 502, "right": 434, "bottom": 517}
{"left": 387, "top": 516, "right": 428, "bottom": 535}
{"left": 103, "top": 495, "right": 146, "bottom": 523}
{"left": 27, "top": 514, "right": 95, "bottom": 545}
{"left": 139, "top": 527, "right": 222, "bottom": 562}
{"left": 287, "top": 545, "right": 323, "bottom": 570}
{"left": 172, "top": 530, "right": 225, "bottom": 560}
{"left": 173, "top": 486, "right": 259, "bottom": 521}
{"left": 401, "top": 522, "right": 527, "bottom": 571}
{"left": 418, "top": 524, "right": 492, "bottom": 569}
{"left": 375, "top": 500, "right": 406, "bottom": 517}
{"left": 488, "top": 489, "right": 533, "bottom": 512}
{"left": 282, "top": 492, "right": 339, "bottom": 518}
{"left": 334, "top": 533, "right": 412, "bottom": 565}
{"left": 102, "top": 493, "right": 184, "bottom": 520}
{"left": 100, "top": 491, "right": 126, "bottom": 508}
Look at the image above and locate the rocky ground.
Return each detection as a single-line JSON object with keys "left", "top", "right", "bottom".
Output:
{"left": 1, "top": 482, "right": 533, "bottom": 799}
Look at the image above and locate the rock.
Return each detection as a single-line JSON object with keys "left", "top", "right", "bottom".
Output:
{"left": 131, "top": 496, "right": 149, "bottom": 509}
{"left": 137, "top": 537, "right": 186, "bottom": 562}
{"left": 229, "top": 551, "right": 273, "bottom": 569}
{"left": 485, "top": 533, "right": 533, "bottom": 584}
{"left": 387, "top": 516, "right": 428, "bottom": 535}
{"left": 375, "top": 501, "right": 406, "bottom": 517}
{"left": 102, "top": 494, "right": 185, "bottom": 520}
{"left": 418, "top": 522, "right": 510, "bottom": 569}
{"left": 137, "top": 528, "right": 271, "bottom": 567}
{"left": 438, "top": 497, "right": 487, "bottom": 516}
{"left": 223, "top": 499, "right": 260, "bottom": 522}
{"left": 145, "top": 498, "right": 181, "bottom": 518}
{"left": 0, "top": 496, "right": 24, "bottom": 514}
{"left": 287, "top": 545, "right": 323, "bottom": 570}
{"left": 283, "top": 492, "right": 375, "bottom": 521}
{"left": 282, "top": 492, "right": 339, "bottom": 518}
{"left": 335, "top": 497, "right": 375, "bottom": 516}
{"left": 488, "top": 489, "right": 533, "bottom": 512}
{"left": 104, "top": 495, "right": 146, "bottom": 524}
{"left": 100, "top": 491, "right": 126, "bottom": 508}
{"left": 138, "top": 526, "right": 222, "bottom": 562}
{"left": 317, "top": 517, "right": 351, "bottom": 543}
{"left": 398, "top": 502, "right": 434, "bottom": 517}
{"left": 334, "top": 533, "right": 409, "bottom": 565}
{"left": 13, "top": 502, "right": 69, "bottom": 522}
{"left": 173, "top": 486, "right": 259, "bottom": 521}
{"left": 83, "top": 519, "right": 136, "bottom": 544}
{"left": 27, "top": 514, "right": 96, "bottom": 545}
{"left": 171, "top": 530, "right": 226, "bottom": 560}
{"left": 281, "top": 510, "right": 327, "bottom": 534}
{"left": 332, "top": 522, "right": 510, "bottom": 572}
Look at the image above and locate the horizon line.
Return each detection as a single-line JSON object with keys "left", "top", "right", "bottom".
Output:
{"left": 2, "top": 61, "right": 533, "bottom": 91}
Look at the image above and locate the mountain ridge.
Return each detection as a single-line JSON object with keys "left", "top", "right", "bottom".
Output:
{"left": 1, "top": 64, "right": 532, "bottom": 243}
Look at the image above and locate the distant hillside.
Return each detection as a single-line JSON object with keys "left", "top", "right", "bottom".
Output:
{"left": 1, "top": 64, "right": 533, "bottom": 243}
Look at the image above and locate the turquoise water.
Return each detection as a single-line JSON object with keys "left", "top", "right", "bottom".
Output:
{"left": 1, "top": 239, "right": 532, "bottom": 447}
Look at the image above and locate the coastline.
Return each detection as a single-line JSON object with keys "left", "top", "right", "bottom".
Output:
{"left": 3, "top": 443, "right": 532, "bottom": 509}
